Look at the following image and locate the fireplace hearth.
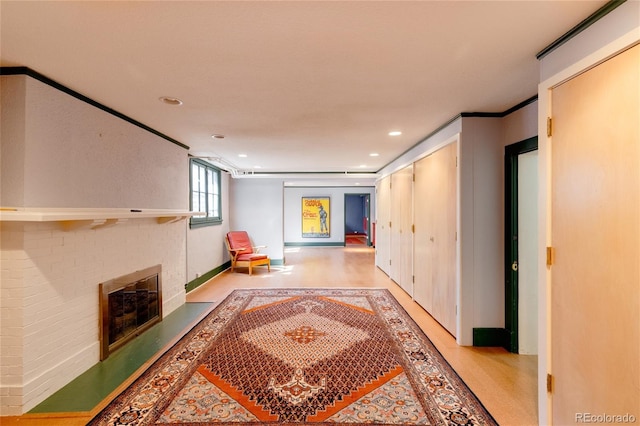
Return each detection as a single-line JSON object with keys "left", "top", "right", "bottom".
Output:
{"left": 99, "top": 265, "right": 162, "bottom": 360}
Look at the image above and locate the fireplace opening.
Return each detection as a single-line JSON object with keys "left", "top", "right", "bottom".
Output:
{"left": 99, "top": 265, "right": 162, "bottom": 360}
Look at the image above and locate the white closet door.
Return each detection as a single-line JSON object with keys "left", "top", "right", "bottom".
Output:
{"left": 414, "top": 142, "right": 458, "bottom": 335}
{"left": 390, "top": 165, "right": 414, "bottom": 296}
{"left": 375, "top": 176, "right": 391, "bottom": 275}
{"left": 413, "top": 155, "right": 434, "bottom": 312}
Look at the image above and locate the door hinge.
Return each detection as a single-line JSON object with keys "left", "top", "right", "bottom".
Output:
{"left": 546, "top": 373, "right": 553, "bottom": 393}
{"left": 412, "top": 275, "right": 415, "bottom": 283}
{"left": 547, "top": 117, "right": 553, "bottom": 137}
{"left": 389, "top": 221, "right": 392, "bottom": 228}
{"left": 411, "top": 224, "right": 415, "bottom": 233}
{"left": 455, "top": 231, "right": 457, "bottom": 241}
{"left": 456, "top": 156, "right": 458, "bottom": 167}
{"left": 546, "top": 246, "right": 555, "bottom": 267}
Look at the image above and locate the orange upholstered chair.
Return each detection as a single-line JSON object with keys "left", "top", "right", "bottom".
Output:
{"left": 225, "top": 231, "right": 271, "bottom": 275}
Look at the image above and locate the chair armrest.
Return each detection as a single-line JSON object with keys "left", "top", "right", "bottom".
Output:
{"left": 227, "top": 247, "right": 246, "bottom": 261}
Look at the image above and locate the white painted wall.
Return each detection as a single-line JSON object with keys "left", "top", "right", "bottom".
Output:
{"left": 283, "top": 186, "right": 375, "bottom": 245}
{"left": 0, "top": 75, "right": 27, "bottom": 206}
{"left": 230, "top": 178, "right": 285, "bottom": 262}
{"left": 1, "top": 76, "right": 188, "bottom": 209}
{"left": 502, "top": 101, "right": 538, "bottom": 146}
{"left": 458, "top": 117, "right": 504, "bottom": 345}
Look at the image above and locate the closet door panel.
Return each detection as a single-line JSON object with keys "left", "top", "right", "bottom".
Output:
{"left": 391, "top": 165, "right": 414, "bottom": 296}
{"left": 375, "top": 176, "right": 391, "bottom": 275}
{"left": 430, "top": 142, "right": 458, "bottom": 335}
{"left": 413, "top": 142, "right": 457, "bottom": 336}
{"left": 413, "top": 155, "right": 434, "bottom": 312}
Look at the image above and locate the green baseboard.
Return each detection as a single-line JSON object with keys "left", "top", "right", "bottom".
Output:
{"left": 284, "top": 242, "right": 345, "bottom": 247}
{"left": 185, "top": 262, "right": 230, "bottom": 293}
{"left": 473, "top": 328, "right": 508, "bottom": 347}
{"left": 185, "top": 258, "right": 286, "bottom": 293}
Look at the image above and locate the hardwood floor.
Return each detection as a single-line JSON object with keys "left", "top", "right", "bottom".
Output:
{"left": 3, "top": 246, "right": 537, "bottom": 425}
{"left": 187, "top": 246, "right": 538, "bottom": 425}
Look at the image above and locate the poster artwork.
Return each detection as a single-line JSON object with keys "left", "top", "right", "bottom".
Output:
{"left": 302, "top": 197, "right": 330, "bottom": 238}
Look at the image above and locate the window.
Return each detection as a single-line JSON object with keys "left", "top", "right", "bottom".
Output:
{"left": 190, "top": 158, "right": 222, "bottom": 228}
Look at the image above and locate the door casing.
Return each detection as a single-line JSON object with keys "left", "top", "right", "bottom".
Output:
{"left": 344, "top": 193, "right": 371, "bottom": 246}
{"left": 504, "top": 136, "right": 538, "bottom": 353}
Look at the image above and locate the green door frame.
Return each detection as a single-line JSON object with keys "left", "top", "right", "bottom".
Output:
{"left": 504, "top": 136, "right": 538, "bottom": 353}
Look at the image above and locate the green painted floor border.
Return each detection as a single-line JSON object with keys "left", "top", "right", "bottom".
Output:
{"left": 29, "top": 302, "right": 213, "bottom": 413}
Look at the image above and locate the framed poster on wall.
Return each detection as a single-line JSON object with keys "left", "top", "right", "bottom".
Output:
{"left": 302, "top": 197, "right": 330, "bottom": 237}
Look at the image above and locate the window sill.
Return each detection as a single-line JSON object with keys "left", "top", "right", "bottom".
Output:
{"left": 189, "top": 219, "right": 223, "bottom": 229}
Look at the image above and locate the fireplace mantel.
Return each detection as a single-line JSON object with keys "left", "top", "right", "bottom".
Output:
{"left": 0, "top": 207, "right": 202, "bottom": 230}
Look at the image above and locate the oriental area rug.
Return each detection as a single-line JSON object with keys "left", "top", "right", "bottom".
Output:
{"left": 89, "top": 289, "right": 497, "bottom": 425}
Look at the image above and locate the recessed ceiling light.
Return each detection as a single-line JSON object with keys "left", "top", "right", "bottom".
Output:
{"left": 158, "top": 96, "right": 183, "bottom": 106}
{"left": 238, "top": 154, "right": 247, "bottom": 158}
{"left": 253, "top": 165, "right": 262, "bottom": 169}
{"left": 388, "top": 131, "right": 402, "bottom": 136}
{"left": 370, "top": 153, "right": 379, "bottom": 157}
{"left": 211, "top": 134, "right": 225, "bottom": 139}
{"left": 359, "top": 164, "right": 367, "bottom": 168}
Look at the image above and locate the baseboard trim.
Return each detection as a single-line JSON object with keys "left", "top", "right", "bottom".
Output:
{"left": 185, "top": 262, "right": 230, "bottom": 293}
{"left": 185, "top": 258, "right": 286, "bottom": 292}
{"left": 473, "top": 327, "right": 508, "bottom": 347}
{"left": 285, "top": 242, "right": 345, "bottom": 247}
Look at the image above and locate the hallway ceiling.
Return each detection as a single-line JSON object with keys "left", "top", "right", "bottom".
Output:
{"left": 1, "top": 1, "right": 606, "bottom": 178}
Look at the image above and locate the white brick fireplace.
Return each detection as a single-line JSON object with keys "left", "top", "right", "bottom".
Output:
{"left": 0, "top": 73, "right": 194, "bottom": 416}
{"left": 0, "top": 209, "right": 194, "bottom": 415}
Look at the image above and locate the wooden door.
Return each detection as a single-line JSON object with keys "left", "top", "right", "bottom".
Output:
{"left": 414, "top": 142, "right": 458, "bottom": 335}
{"left": 375, "top": 176, "right": 391, "bottom": 275}
{"left": 429, "top": 142, "right": 458, "bottom": 335}
{"left": 414, "top": 154, "right": 435, "bottom": 313}
{"left": 550, "top": 44, "right": 639, "bottom": 424}
{"left": 390, "top": 165, "right": 414, "bottom": 296}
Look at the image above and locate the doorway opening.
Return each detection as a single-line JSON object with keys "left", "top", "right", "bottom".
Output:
{"left": 344, "top": 194, "right": 371, "bottom": 246}
{"left": 505, "top": 136, "right": 538, "bottom": 354}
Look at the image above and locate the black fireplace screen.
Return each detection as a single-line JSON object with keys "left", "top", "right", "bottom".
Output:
{"left": 99, "top": 265, "right": 162, "bottom": 360}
